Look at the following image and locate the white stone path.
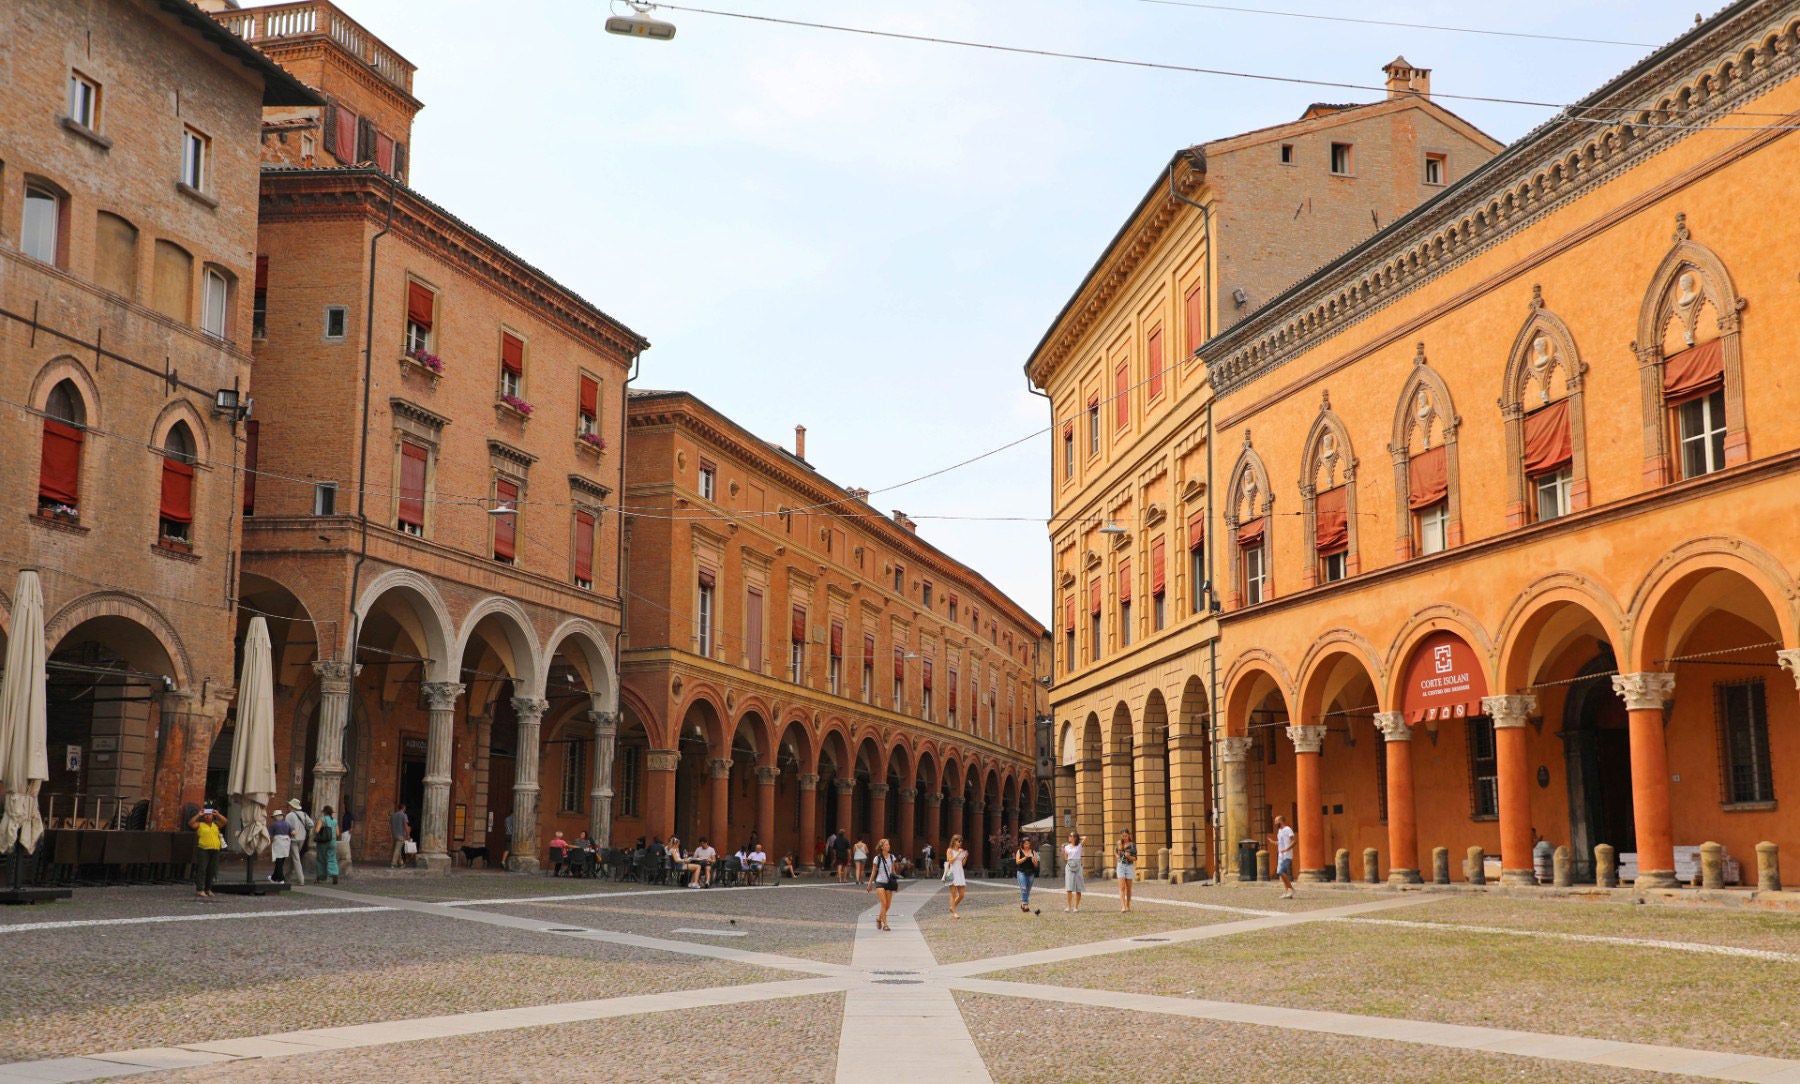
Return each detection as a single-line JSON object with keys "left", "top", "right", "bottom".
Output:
{"left": 6, "top": 880, "right": 1800, "bottom": 1082}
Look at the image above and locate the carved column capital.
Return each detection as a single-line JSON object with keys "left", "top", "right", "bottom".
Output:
{"left": 1373, "top": 711, "right": 1411, "bottom": 742}
{"left": 835, "top": 779, "right": 856, "bottom": 796}
{"left": 420, "top": 681, "right": 466, "bottom": 712}
{"left": 796, "top": 772, "right": 820, "bottom": 791}
{"left": 921, "top": 791, "right": 942, "bottom": 807}
{"left": 897, "top": 787, "right": 917, "bottom": 802}
{"left": 756, "top": 766, "right": 780, "bottom": 786}
{"left": 311, "top": 660, "right": 361, "bottom": 693}
{"left": 1777, "top": 649, "right": 1800, "bottom": 691}
{"left": 1285, "top": 724, "right": 1327, "bottom": 755}
{"left": 1612, "top": 672, "right": 1675, "bottom": 711}
{"left": 947, "top": 795, "right": 965, "bottom": 811}
{"left": 708, "top": 757, "right": 733, "bottom": 779}
{"left": 1219, "top": 735, "right": 1255, "bottom": 763}
{"left": 646, "top": 748, "right": 680, "bottom": 773}
{"left": 1481, "top": 694, "right": 1537, "bottom": 729}
{"left": 587, "top": 710, "right": 620, "bottom": 736}
{"left": 868, "top": 782, "right": 889, "bottom": 798}
{"left": 510, "top": 697, "right": 549, "bottom": 724}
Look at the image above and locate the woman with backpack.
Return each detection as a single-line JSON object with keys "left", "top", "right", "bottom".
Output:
{"left": 315, "top": 805, "right": 340, "bottom": 885}
{"left": 865, "top": 837, "right": 899, "bottom": 931}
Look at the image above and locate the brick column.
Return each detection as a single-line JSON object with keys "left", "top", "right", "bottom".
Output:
{"left": 834, "top": 778, "right": 855, "bottom": 840}
{"left": 1053, "top": 764, "right": 1076, "bottom": 842}
{"left": 867, "top": 782, "right": 889, "bottom": 846}
{"left": 1074, "top": 758, "right": 1102, "bottom": 872}
{"left": 1374, "top": 712, "right": 1420, "bottom": 883}
{"left": 897, "top": 786, "right": 918, "bottom": 859}
{"left": 508, "top": 697, "right": 548, "bottom": 872}
{"left": 708, "top": 757, "right": 732, "bottom": 849}
{"left": 1133, "top": 724, "right": 1169, "bottom": 877}
{"left": 1166, "top": 727, "right": 1208, "bottom": 878}
{"left": 1612, "top": 673, "right": 1678, "bottom": 888}
{"left": 1482, "top": 694, "right": 1538, "bottom": 886}
{"left": 645, "top": 749, "right": 679, "bottom": 842}
{"left": 920, "top": 789, "right": 941, "bottom": 852}
{"left": 1220, "top": 735, "right": 1254, "bottom": 874}
{"left": 417, "top": 681, "right": 466, "bottom": 870}
{"left": 308, "top": 661, "right": 359, "bottom": 820}
{"left": 1101, "top": 746, "right": 1133, "bottom": 875}
{"left": 985, "top": 796, "right": 1002, "bottom": 868}
{"left": 755, "top": 765, "right": 779, "bottom": 846}
{"left": 587, "top": 710, "right": 618, "bottom": 847}
{"left": 796, "top": 772, "right": 819, "bottom": 869}
{"left": 947, "top": 795, "right": 966, "bottom": 855}
{"left": 1286, "top": 724, "right": 1327, "bottom": 881}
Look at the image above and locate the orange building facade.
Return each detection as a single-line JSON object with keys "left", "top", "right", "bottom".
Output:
{"left": 620, "top": 392, "right": 1043, "bottom": 868}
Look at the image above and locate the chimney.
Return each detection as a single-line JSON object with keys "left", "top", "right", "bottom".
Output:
{"left": 794, "top": 425, "right": 807, "bottom": 460}
{"left": 847, "top": 487, "right": 870, "bottom": 502}
{"left": 1383, "top": 56, "right": 1430, "bottom": 100}
{"left": 892, "top": 510, "right": 917, "bottom": 534}
{"left": 193, "top": 0, "right": 240, "bottom": 10}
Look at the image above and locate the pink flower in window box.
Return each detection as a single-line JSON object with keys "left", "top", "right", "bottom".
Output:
{"left": 578, "top": 432, "right": 606, "bottom": 451}
{"left": 407, "top": 349, "right": 443, "bottom": 374}
{"left": 499, "top": 393, "right": 534, "bottom": 416}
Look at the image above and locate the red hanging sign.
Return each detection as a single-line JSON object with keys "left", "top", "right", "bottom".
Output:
{"left": 1402, "top": 630, "right": 1488, "bottom": 724}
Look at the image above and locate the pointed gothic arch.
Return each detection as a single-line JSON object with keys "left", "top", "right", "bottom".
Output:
{"left": 1297, "top": 391, "right": 1360, "bottom": 585}
{"left": 1224, "top": 432, "right": 1274, "bottom": 608}
{"left": 1500, "top": 286, "right": 1590, "bottom": 526}
{"left": 1387, "top": 343, "right": 1463, "bottom": 560}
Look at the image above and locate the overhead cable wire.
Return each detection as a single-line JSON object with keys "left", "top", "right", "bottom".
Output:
{"left": 1130, "top": 0, "right": 1659, "bottom": 49}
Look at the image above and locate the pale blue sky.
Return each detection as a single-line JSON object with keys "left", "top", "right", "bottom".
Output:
{"left": 337, "top": 0, "right": 1714, "bottom": 624}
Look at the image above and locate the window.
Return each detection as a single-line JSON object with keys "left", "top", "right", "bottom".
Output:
{"left": 892, "top": 565, "right": 904, "bottom": 593}
{"left": 181, "top": 128, "right": 208, "bottom": 191}
{"left": 38, "top": 381, "right": 85, "bottom": 516}
{"left": 323, "top": 101, "right": 358, "bottom": 162}
{"left": 1678, "top": 388, "right": 1727, "bottom": 478}
{"left": 1090, "top": 609, "right": 1101, "bottom": 662}
{"left": 324, "top": 305, "right": 348, "bottom": 341}
{"left": 1329, "top": 142, "right": 1353, "bottom": 175}
{"left": 397, "top": 441, "right": 428, "bottom": 535}
{"left": 95, "top": 212, "right": 137, "bottom": 299}
{"left": 1533, "top": 468, "right": 1572, "bottom": 523}
{"left": 312, "top": 482, "right": 337, "bottom": 516}
{"left": 746, "top": 588, "right": 764, "bottom": 672}
{"left": 697, "top": 571, "right": 716, "bottom": 656}
{"left": 1150, "top": 538, "right": 1167, "bottom": 631}
{"left": 405, "top": 281, "right": 435, "bottom": 354}
{"left": 578, "top": 375, "right": 600, "bottom": 437}
{"left": 1062, "top": 425, "right": 1074, "bottom": 479}
{"left": 862, "top": 635, "right": 874, "bottom": 702}
{"left": 922, "top": 660, "right": 934, "bottom": 719}
{"left": 1424, "top": 152, "right": 1446, "bottom": 186}
{"left": 492, "top": 479, "right": 518, "bottom": 563}
{"left": 68, "top": 73, "right": 100, "bottom": 129}
{"left": 949, "top": 667, "right": 960, "bottom": 727}
{"left": 892, "top": 647, "right": 904, "bottom": 709}
{"left": 1321, "top": 552, "right": 1348, "bottom": 583}
{"left": 1242, "top": 542, "right": 1266, "bottom": 605}
{"left": 1064, "top": 626, "right": 1075, "bottom": 672}
{"left": 790, "top": 607, "right": 807, "bottom": 684}
{"left": 698, "top": 460, "right": 716, "bottom": 501}
{"left": 201, "top": 269, "right": 229, "bottom": 338}
{"left": 1189, "top": 514, "right": 1206, "bottom": 614}
{"left": 948, "top": 597, "right": 958, "bottom": 623}
{"left": 1118, "top": 559, "right": 1132, "bottom": 647}
{"left": 1417, "top": 503, "right": 1449, "bottom": 555}
{"left": 1087, "top": 398, "right": 1100, "bottom": 456}
{"left": 1279, "top": 143, "right": 1294, "bottom": 165}
{"left": 252, "top": 256, "right": 268, "bottom": 339}
{"left": 828, "top": 621, "right": 844, "bottom": 694}
{"left": 499, "top": 331, "right": 525, "bottom": 398}
{"left": 1146, "top": 328, "right": 1164, "bottom": 401}
{"left": 1114, "top": 361, "right": 1129, "bottom": 430}
{"left": 560, "top": 739, "right": 588, "bottom": 814}
{"left": 616, "top": 744, "right": 641, "bottom": 818}
{"left": 1468, "top": 718, "right": 1498, "bottom": 818}
{"left": 922, "top": 582, "right": 933, "bottom": 609}
{"left": 22, "top": 185, "right": 62, "bottom": 265}
{"left": 153, "top": 424, "right": 197, "bottom": 544}
{"left": 300, "top": 133, "right": 315, "bottom": 161}
{"left": 1717, "top": 681, "right": 1772, "bottom": 804}
{"left": 572, "top": 510, "right": 596, "bottom": 589}
{"left": 242, "top": 420, "right": 259, "bottom": 516}
{"left": 151, "top": 240, "right": 193, "bottom": 322}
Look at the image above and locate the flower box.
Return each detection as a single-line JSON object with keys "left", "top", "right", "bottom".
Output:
{"left": 400, "top": 350, "right": 443, "bottom": 385}
{"left": 576, "top": 432, "right": 607, "bottom": 454}
{"left": 499, "top": 393, "right": 534, "bottom": 416}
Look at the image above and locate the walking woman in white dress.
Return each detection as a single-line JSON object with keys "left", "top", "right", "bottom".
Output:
{"left": 1063, "top": 830, "right": 1085, "bottom": 913}
{"left": 944, "top": 833, "right": 968, "bottom": 919}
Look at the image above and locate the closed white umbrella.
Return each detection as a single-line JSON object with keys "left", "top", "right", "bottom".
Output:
{"left": 227, "top": 616, "right": 276, "bottom": 858}
{"left": 0, "top": 570, "right": 49, "bottom": 858}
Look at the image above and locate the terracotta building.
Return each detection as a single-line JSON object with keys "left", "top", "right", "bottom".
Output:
{"left": 227, "top": 3, "right": 647, "bottom": 870}
{"left": 0, "top": 0, "right": 316, "bottom": 829}
{"left": 619, "top": 392, "right": 1044, "bottom": 868}
{"left": 1028, "top": 61, "right": 1500, "bottom": 877}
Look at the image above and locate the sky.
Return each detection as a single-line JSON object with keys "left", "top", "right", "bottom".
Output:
{"left": 331, "top": 0, "right": 1716, "bottom": 624}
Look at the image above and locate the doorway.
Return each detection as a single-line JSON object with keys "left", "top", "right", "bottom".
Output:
{"left": 398, "top": 734, "right": 426, "bottom": 851}
{"left": 1560, "top": 653, "right": 1635, "bottom": 881}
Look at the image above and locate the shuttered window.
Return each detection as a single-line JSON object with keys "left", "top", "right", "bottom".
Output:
{"left": 493, "top": 479, "right": 518, "bottom": 561}
{"left": 397, "top": 441, "right": 428, "bottom": 532}
{"left": 573, "top": 511, "right": 596, "bottom": 587}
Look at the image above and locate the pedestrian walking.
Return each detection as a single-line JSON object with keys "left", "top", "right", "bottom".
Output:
{"left": 853, "top": 836, "right": 869, "bottom": 886}
{"left": 1062, "top": 831, "right": 1085, "bottom": 912}
{"left": 944, "top": 833, "right": 968, "bottom": 919}
{"left": 390, "top": 803, "right": 411, "bottom": 868}
{"left": 1115, "top": 828, "right": 1137, "bottom": 913}
{"left": 284, "top": 799, "right": 313, "bottom": 886}
{"left": 832, "top": 829, "right": 851, "bottom": 883}
{"left": 920, "top": 841, "right": 936, "bottom": 878}
{"left": 315, "top": 805, "right": 340, "bottom": 884}
{"left": 1015, "top": 837, "right": 1039, "bottom": 912}
{"left": 269, "top": 808, "right": 293, "bottom": 883}
{"left": 866, "top": 837, "right": 898, "bottom": 930}
{"left": 1270, "top": 815, "right": 1296, "bottom": 899}
{"left": 190, "top": 805, "right": 225, "bottom": 898}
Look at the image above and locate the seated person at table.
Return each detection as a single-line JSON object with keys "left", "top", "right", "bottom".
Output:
{"left": 780, "top": 851, "right": 799, "bottom": 879}
{"left": 895, "top": 855, "right": 913, "bottom": 878}
{"left": 691, "top": 837, "right": 716, "bottom": 886}
{"left": 746, "top": 843, "right": 767, "bottom": 885}
{"left": 548, "top": 829, "right": 569, "bottom": 875}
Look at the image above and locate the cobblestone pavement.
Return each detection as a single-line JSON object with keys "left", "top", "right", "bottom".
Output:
{"left": 4, "top": 874, "right": 1799, "bottom": 1082}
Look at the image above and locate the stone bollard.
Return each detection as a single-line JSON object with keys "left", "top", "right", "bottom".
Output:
{"left": 1335, "top": 848, "right": 1351, "bottom": 883}
{"left": 1432, "top": 847, "right": 1451, "bottom": 884}
{"left": 1700, "top": 842, "right": 1724, "bottom": 890}
{"left": 1363, "top": 847, "right": 1380, "bottom": 884}
{"left": 1467, "top": 846, "right": 1487, "bottom": 886}
{"left": 1157, "top": 846, "right": 1171, "bottom": 881}
{"left": 1757, "top": 841, "right": 1780, "bottom": 893}
{"left": 1596, "top": 844, "right": 1618, "bottom": 888}
{"left": 1553, "top": 845, "right": 1572, "bottom": 888}
{"left": 1256, "top": 849, "right": 1269, "bottom": 882}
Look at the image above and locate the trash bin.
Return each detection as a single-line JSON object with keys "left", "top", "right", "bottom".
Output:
{"left": 1237, "top": 839, "right": 1258, "bottom": 882}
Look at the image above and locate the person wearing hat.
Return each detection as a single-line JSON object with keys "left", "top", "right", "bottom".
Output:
{"left": 284, "top": 798, "right": 314, "bottom": 886}
{"left": 269, "top": 806, "right": 294, "bottom": 882}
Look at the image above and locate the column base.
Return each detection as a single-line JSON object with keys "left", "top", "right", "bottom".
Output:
{"left": 1635, "top": 870, "right": 1680, "bottom": 889}
{"left": 1297, "top": 868, "right": 1329, "bottom": 883}
{"left": 508, "top": 857, "right": 541, "bottom": 874}
{"left": 411, "top": 852, "right": 455, "bottom": 873}
{"left": 1499, "top": 869, "right": 1537, "bottom": 887}
{"left": 1387, "top": 868, "right": 1423, "bottom": 885}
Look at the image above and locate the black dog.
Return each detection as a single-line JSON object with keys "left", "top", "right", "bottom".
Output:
{"left": 459, "top": 845, "right": 490, "bottom": 867}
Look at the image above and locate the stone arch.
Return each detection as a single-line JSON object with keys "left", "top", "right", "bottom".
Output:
{"left": 1388, "top": 343, "right": 1463, "bottom": 558}
{"left": 1382, "top": 608, "right": 1496, "bottom": 712}
{"left": 1295, "top": 630, "right": 1387, "bottom": 716}
{"left": 1495, "top": 574, "right": 1629, "bottom": 693}
{"left": 29, "top": 356, "right": 103, "bottom": 428}
{"left": 453, "top": 596, "right": 544, "bottom": 697}
{"left": 1625, "top": 539, "right": 1798, "bottom": 674}
{"left": 542, "top": 618, "right": 617, "bottom": 714}
{"left": 728, "top": 707, "right": 774, "bottom": 766}
{"left": 1222, "top": 650, "right": 1295, "bottom": 735}
{"left": 1224, "top": 432, "right": 1275, "bottom": 607}
{"left": 350, "top": 569, "right": 455, "bottom": 682}
{"left": 672, "top": 687, "right": 729, "bottom": 752}
{"left": 1500, "top": 287, "right": 1590, "bottom": 525}
{"left": 618, "top": 684, "right": 667, "bottom": 749}
{"left": 886, "top": 733, "right": 916, "bottom": 789}
{"left": 1298, "top": 390, "right": 1361, "bottom": 584}
{"left": 149, "top": 398, "right": 213, "bottom": 464}
{"left": 45, "top": 591, "right": 193, "bottom": 691}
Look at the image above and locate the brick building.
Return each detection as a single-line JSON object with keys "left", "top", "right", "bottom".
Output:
{"left": 225, "top": 2, "right": 647, "bottom": 870}
{"left": 1028, "top": 61, "right": 1499, "bottom": 877}
{"left": 619, "top": 392, "right": 1044, "bottom": 868}
{"left": 0, "top": 0, "right": 316, "bottom": 829}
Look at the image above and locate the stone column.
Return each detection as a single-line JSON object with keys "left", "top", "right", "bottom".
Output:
{"left": 1286, "top": 724, "right": 1327, "bottom": 881}
{"left": 587, "top": 710, "right": 618, "bottom": 847}
{"left": 1074, "top": 757, "right": 1103, "bottom": 871}
{"left": 1374, "top": 712, "right": 1421, "bottom": 883}
{"left": 1612, "top": 673, "right": 1678, "bottom": 888}
{"left": 309, "top": 660, "right": 360, "bottom": 819}
{"left": 1101, "top": 746, "right": 1133, "bottom": 871}
{"left": 867, "top": 782, "right": 889, "bottom": 846}
{"left": 708, "top": 757, "right": 732, "bottom": 849}
{"left": 1220, "top": 735, "right": 1254, "bottom": 873}
{"left": 834, "top": 779, "right": 855, "bottom": 840}
{"left": 756, "top": 765, "right": 779, "bottom": 846}
{"left": 1482, "top": 694, "right": 1538, "bottom": 886}
{"left": 507, "top": 697, "right": 548, "bottom": 872}
{"left": 897, "top": 786, "right": 918, "bottom": 859}
{"left": 645, "top": 749, "right": 679, "bottom": 842}
{"left": 417, "top": 681, "right": 466, "bottom": 870}
{"left": 1133, "top": 725, "right": 1170, "bottom": 877}
{"left": 796, "top": 773, "right": 819, "bottom": 868}
{"left": 920, "top": 789, "right": 941, "bottom": 852}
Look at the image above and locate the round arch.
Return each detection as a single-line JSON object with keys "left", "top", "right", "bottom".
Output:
{"left": 453, "top": 596, "right": 544, "bottom": 697}
{"left": 351, "top": 569, "right": 455, "bottom": 681}
{"left": 1382, "top": 607, "right": 1496, "bottom": 712}
{"left": 543, "top": 618, "right": 617, "bottom": 713}
{"left": 45, "top": 591, "right": 193, "bottom": 691}
{"left": 1496, "top": 575, "right": 1628, "bottom": 692}
{"left": 1626, "top": 540, "right": 1798, "bottom": 672}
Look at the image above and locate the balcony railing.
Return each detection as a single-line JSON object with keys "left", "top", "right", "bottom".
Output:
{"left": 214, "top": 1, "right": 415, "bottom": 95}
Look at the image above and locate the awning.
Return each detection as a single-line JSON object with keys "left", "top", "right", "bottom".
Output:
{"left": 1402, "top": 630, "right": 1488, "bottom": 724}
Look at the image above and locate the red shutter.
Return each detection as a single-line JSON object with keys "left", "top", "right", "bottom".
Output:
{"left": 747, "top": 589, "right": 764, "bottom": 672}
{"left": 1118, "top": 560, "right": 1132, "bottom": 603}
{"left": 864, "top": 634, "right": 875, "bottom": 665}
{"left": 1185, "top": 280, "right": 1206, "bottom": 355}
{"left": 830, "top": 620, "right": 844, "bottom": 656}
{"left": 579, "top": 376, "right": 599, "bottom": 418}
{"left": 697, "top": 567, "right": 716, "bottom": 588}
{"left": 501, "top": 332, "right": 524, "bottom": 375}
{"left": 791, "top": 606, "right": 806, "bottom": 642}
{"left": 1188, "top": 511, "right": 1205, "bottom": 551}
{"left": 1064, "top": 596, "right": 1076, "bottom": 632}
{"left": 1089, "top": 579, "right": 1102, "bottom": 614}
{"left": 242, "top": 419, "right": 259, "bottom": 515}
{"left": 375, "top": 132, "right": 395, "bottom": 173}
{"left": 1522, "top": 399, "right": 1573, "bottom": 475}
{"left": 334, "top": 107, "right": 358, "bottom": 163}
{"left": 493, "top": 480, "right": 518, "bottom": 559}
{"left": 573, "top": 511, "right": 595, "bottom": 582}
{"left": 397, "top": 441, "right": 427, "bottom": 527}
{"left": 1114, "top": 362, "right": 1129, "bottom": 429}
{"left": 1151, "top": 538, "right": 1166, "bottom": 595}
{"left": 923, "top": 659, "right": 933, "bottom": 690}
{"left": 322, "top": 102, "right": 340, "bottom": 157}
{"left": 254, "top": 256, "right": 269, "bottom": 290}
{"left": 38, "top": 419, "right": 83, "bottom": 505}
{"left": 1315, "top": 486, "right": 1348, "bottom": 554}
{"left": 949, "top": 670, "right": 959, "bottom": 710}
{"left": 1662, "top": 339, "right": 1724, "bottom": 401}
{"left": 894, "top": 646, "right": 904, "bottom": 680}
{"left": 1147, "top": 328, "right": 1164, "bottom": 400}
{"left": 1407, "top": 446, "right": 1448, "bottom": 510}
{"left": 158, "top": 458, "right": 194, "bottom": 525}
{"left": 1236, "top": 517, "right": 1266, "bottom": 547}
{"left": 406, "top": 282, "right": 434, "bottom": 330}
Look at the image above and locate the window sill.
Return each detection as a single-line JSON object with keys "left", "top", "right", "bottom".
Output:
{"left": 29, "top": 512, "right": 88, "bottom": 535}
{"left": 1469, "top": 814, "right": 1499, "bottom": 823}
{"left": 151, "top": 540, "right": 201, "bottom": 563}
{"left": 494, "top": 401, "right": 532, "bottom": 426}
{"left": 176, "top": 181, "right": 219, "bottom": 210}
{"left": 399, "top": 355, "right": 442, "bottom": 386}
{"left": 61, "top": 117, "right": 112, "bottom": 150}
{"left": 574, "top": 436, "right": 606, "bottom": 459}
{"left": 1722, "top": 800, "right": 1777, "bottom": 813}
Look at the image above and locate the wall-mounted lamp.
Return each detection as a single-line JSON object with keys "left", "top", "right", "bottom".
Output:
{"left": 212, "top": 388, "right": 252, "bottom": 422}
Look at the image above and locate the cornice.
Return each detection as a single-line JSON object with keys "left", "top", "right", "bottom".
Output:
{"left": 568, "top": 474, "right": 610, "bottom": 506}
{"left": 389, "top": 397, "right": 449, "bottom": 431}
{"left": 1207, "top": 1, "right": 1800, "bottom": 397}
{"left": 486, "top": 439, "right": 536, "bottom": 473}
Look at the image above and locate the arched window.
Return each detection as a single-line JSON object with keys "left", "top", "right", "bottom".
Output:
{"left": 38, "top": 380, "right": 86, "bottom": 517}
{"left": 1388, "top": 345, "right": 1461, "bottom": 559}
{"left": 22, "top": 183, "right": 64, "bottom": 266}
{"left": 158, "top": 422, "right": 196, "bottom": 545}
{"left": 1225, "top": 434, "right": 1273, "bottom": 607}
{"left": 1500, "top": 289, "right": 1587, "bottom": 524}
{"left": 1299, "top": 391, "right": 1358, "bottom": 586}
{"left": 1635, "top": 215, "right": 1746, "bottom": 484}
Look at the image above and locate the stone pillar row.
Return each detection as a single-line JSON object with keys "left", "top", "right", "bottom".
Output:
{"left": 417, "top": 680, "right": 466, "bottom": 870}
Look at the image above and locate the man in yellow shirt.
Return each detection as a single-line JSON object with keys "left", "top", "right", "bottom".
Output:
{"left": 190, "top": 806, "right": 226, "bottom": 898}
